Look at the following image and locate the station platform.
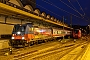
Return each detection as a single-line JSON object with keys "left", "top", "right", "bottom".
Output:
{"left": 0, "top": 39, "right": 10, "bottom": 49}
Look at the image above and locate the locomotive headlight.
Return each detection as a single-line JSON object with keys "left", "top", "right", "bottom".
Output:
{"left": 11, "top": 37, "right": 14, "bottom": 39}
{"left": 22, "top": 37, "right": 25, "bottom": 39}
{"left": 17, "top": 31, "right": 21, "bottom": 34}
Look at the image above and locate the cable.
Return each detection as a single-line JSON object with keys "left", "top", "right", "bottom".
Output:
{"left": 59, "top": 0, "right": 83, "bottom": 16}
{"left": 30, "top": 1, "right": 62, "bottom": 18}
{"left": 68, "top": 0, "right": 79, "bottom": 12}
{"left": 42, "top": 0, "right": 82, "bottom": 19}
{"left": 76, "top": 0, "right": 85, "bottom": 16}
{"left": 68, "top": 0, "right": 85, "bottom": 17}
{"left": 42, "top": 0, "right": 90, "bottom": 23}
{"left": 28, "top": 0, "right": 89, "bottom": 23}
{"left": 36, "top": 4, "right": 62, "bottom": 18}
{"left": 68, "top": 0, "right": 80, "bottom": 14}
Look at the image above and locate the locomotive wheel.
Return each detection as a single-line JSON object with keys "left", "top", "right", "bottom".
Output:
{"left": 22, "top": 42, "right": 31, "bottom": 47}
{"left": 42, "top": 40, "right": 45, "bottom": 43}
{"left": 23, "top": 43, "right": 28, "bottom": 47}
{"left": 23, "top": 43, "right": 25, "bottom": 47}
{"left": 35, "top": 40, "right": 38, "bottom": 45}
{"left": 27, "top": 42, "right": 30, "bottom": 47}
{"left": 43, "top": 40, "right": 45, "bottom": 43}
{"left": 13, "top": 45, "right": 18, "bottom": 48}
{"left": 30, "top": 41, "right": 34, "bottom": 46}
{"left": 68, "top": 36, "right": 70, "bottom": 39}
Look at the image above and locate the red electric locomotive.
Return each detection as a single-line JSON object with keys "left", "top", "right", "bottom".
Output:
{"left": 9, "top": 23, "right": 53, "bottom": 47}
{"left": 72, "top": 29, "right": 81, "bottom": 38}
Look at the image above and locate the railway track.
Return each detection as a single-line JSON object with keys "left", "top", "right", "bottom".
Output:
{"left": 58, "top": 42, "right": 89, "bottom": 60}
{"left": 28, "top": 41, "right": 88, "bottom": 60}
{"left": 0, "top": 41, "right": 58, "bottom": 55}
{"left": 0, "top": 36, "right": 89, "bottom": 60}
{"left": 0, "top": 38, "right": 74, "bottom": 55}
{"left": 11, "top": 38, "right": 88, "bottom": 60}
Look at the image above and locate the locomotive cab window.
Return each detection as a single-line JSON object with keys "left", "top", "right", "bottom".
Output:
{"left": 74, "top": 30, "right": 79, "bottom": 34}
{"left": 29, "top": 27, "right": 34, "bottom": 32}
{"left": 13, "top": 25, "right": 26, "bottom": 32}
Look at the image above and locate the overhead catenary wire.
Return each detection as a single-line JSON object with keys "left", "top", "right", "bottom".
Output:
{"left": 29, "top": 0, "right": 89, "bottom": 23}
{"left": 42, "top": 0, "right": 82, "bottom": 19}
{"left": 30, "top": 0, "right": 62, "bottom": 18}
{"left": 68, "top": 0, "right": 83, "bottom": 17}
{"left": 59, "top": 0, "right": 82, "bottom": 16}
{"left": 76, "top": 0, "right": 85, "bottom": 16}
{"left": 68, "top": 0, "right": 85, "bottom": 17}
{"left": 36, "top": 4, "right": 62, "bottom": 18}
{"left": 68, "top": 0, "right": 77, "bottom": 10}
{"left": 42, "top": 0, "right": 89, "bottom": 23}
{"left": 48, "top": 0, "right": 87, "bottom": 20}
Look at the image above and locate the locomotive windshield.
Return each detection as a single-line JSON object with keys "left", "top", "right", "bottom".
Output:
{"left": 74, "top": 29, "right": 79, "bottom": 34}
{"left": 13, "top": 25, "right": 26, "bottom": 32}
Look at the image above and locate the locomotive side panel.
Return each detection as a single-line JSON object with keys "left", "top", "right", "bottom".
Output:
{"left": 34, "top": 28, "right": 52, "bottom": 40}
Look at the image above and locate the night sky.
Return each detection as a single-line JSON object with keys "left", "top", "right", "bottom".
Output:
{"left": 36, "top": 0, "right": 90, "bottom": 26}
